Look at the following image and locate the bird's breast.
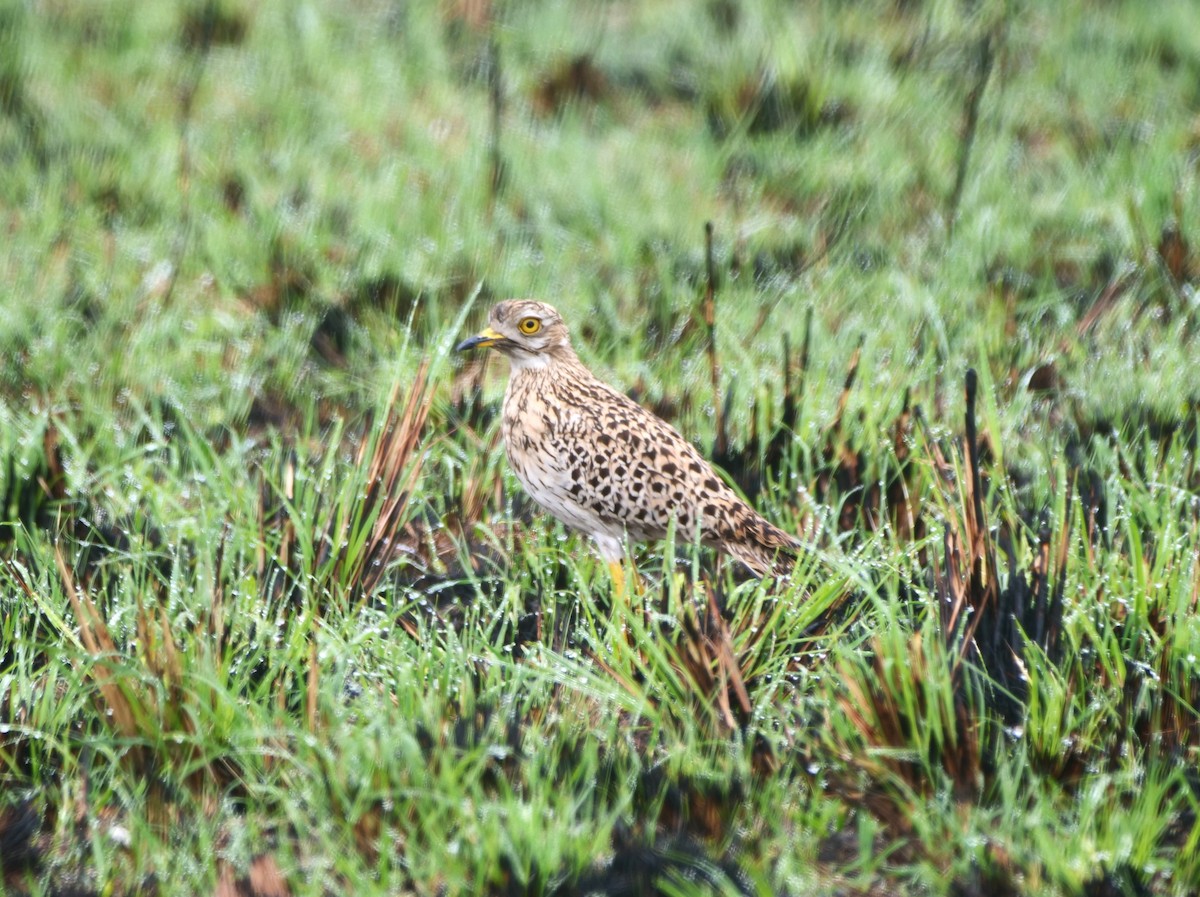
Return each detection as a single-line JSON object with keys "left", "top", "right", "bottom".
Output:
{"left": 500, "top": 375, "right": 614, "bottom": 530}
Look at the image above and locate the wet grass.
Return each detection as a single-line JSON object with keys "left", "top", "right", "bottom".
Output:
{"left": 2, "top": 0, "right": 1200, "bottom": 894}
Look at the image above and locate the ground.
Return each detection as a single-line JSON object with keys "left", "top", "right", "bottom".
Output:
{"left": 0, "top": 1, "right": 1198, "bottom": 895}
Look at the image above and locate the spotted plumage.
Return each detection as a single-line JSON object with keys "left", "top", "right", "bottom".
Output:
{"left": 456, "top": 300, "right": 801, "bottom": 579}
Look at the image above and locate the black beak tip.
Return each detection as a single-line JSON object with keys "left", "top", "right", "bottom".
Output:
{"left": 455, "top": 337, "right": 480, "bottom": 353}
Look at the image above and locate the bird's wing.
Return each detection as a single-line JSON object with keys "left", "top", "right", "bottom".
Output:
{"left": 550, "top": 375, "right": 796, "bottom": 554}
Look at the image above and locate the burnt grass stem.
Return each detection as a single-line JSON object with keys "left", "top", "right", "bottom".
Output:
{"left": 947, "top": 29, "right": 998, "bottom": 237}
{"left": 703, "top": 221, "right": 727, "bottom": 460}
{"left": 488, "top": 31, "right": 506, "bottom": 207}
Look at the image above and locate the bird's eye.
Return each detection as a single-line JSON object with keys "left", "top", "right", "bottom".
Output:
{"left": 518, "top": 317, "right": 542, "bottom": 335}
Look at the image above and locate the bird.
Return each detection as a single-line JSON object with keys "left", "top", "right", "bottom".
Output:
{"left": 455, "top": 299, "right": 801, "bottom": 589}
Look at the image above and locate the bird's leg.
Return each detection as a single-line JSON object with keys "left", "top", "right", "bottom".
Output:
{"left": 607, "top": 560, "right": 628, "bottom": 598}
{"left": 611, "top": 558, "right": 657, "bottom": 653}
{"left": 595, "top": 534, "right": 640, "bottom": 598}
{"left": 607, "top": 559, "right": 645, "bottom": 597}
{"left": 595, "top": 536, "right": 648, "bottom": 647}
{"left": 606, "top": 559, "right": 650, "bottom": 655}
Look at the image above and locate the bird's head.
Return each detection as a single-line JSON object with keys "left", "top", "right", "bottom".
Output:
{"left": 455, "top": 300, "right": 573, "bottom": 369}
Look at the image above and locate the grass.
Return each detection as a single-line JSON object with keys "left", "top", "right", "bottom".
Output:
{"left": 2, "top": 0, "right": 1199, "bottom": 894}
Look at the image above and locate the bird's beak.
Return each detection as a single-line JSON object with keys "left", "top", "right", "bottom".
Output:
{"left": 455, "top": 326, "right": 504, "bottom": 352}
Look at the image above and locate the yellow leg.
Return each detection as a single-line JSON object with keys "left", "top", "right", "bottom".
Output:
{"left": 607, "top": 560, "right": 627, "bottom": 597}
{"left": 606, "top": 559, "right": 645, "bottom": 598}
{"left": 606, "top": 560, "right": 644, "bottom": 651}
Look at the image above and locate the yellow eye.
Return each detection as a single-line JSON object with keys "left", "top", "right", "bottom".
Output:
{"left": 518, "top": 317, "right": 542, "bottom": 335}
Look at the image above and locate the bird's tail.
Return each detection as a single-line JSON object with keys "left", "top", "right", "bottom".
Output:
{"left": 722, "top": 513, "right": 803, "bottom": 579}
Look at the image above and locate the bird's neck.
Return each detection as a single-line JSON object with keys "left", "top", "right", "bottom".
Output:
{"left": 506, "top": 344, "right": 588, "bottom": 377}
{"left": 506, "top": 351, "right": 554, "bottom": 373}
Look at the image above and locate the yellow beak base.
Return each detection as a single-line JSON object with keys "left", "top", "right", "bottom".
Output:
{"left": 455, "top": 326, "right": 505, "bottom": 352}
